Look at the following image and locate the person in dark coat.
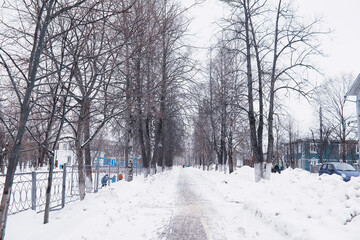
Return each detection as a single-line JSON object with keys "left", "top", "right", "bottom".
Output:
{"left": 101, "top": 174, "right": 109, "bottom": 187}
{"left": 272, "top": 165, "right": 281, "bottom": 174}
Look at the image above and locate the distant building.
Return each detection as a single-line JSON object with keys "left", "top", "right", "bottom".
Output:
{"left": 54, "top": 137, "right": 75, "bottom": 167}
{"left": 283, "top": 139, "right": 359, "bottom": 171}
{"left": 54, "top": 135, "right": 126, "bottom": 167}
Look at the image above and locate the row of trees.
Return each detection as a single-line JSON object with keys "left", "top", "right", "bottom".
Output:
{"left": 191, "top": 0, "right": 325, "bottom": 179}
{"left": 191, "top": 0, "right": 355, "bottom": 177}
{"left": 0, "top": 0, "right": 193, "bottom": 237}
{"left": 286, "top": 75, "right": 356, "bottom": 167}
{"left": 310, "top": 75, "right": 356, "bottom": 164}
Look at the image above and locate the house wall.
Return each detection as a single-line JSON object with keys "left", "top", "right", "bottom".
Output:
{"left": 283, "top": 140, "right": 359, "bottom": 172}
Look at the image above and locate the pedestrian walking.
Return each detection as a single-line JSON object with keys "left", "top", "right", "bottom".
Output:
{"left": 101, "top": 174, "right": 109, "bottom": 187}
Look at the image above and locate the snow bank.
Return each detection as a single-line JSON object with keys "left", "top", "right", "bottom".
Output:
{"left": 6, "top": 169, "right": 180, "bottom": 240}
{"left": 188, "top": 166, "right": 360, "bottom": 240}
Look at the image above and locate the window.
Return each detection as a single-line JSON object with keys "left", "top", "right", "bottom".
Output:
{"left": 63, "top": 143, "right": 67, "bottom": 150}
{"left": 320, "top": 164, "right": 327, "bottom": 170}
{"left": 356, "top": 145, "right": 359, "bottom": 154}
{"left": 298, "top": 144, "right": 301, "bottom": 154}
{"left": 311, "top": 159, "right": 317, "bottom": 166}
{"left": 328, "top": 164, "right": 334, "bottom": 171}
{"left": 310, "top": 143, "right": 318, "bottom": 154}
{"left": 339, "top": 143, "right": 347, "bottom": 154}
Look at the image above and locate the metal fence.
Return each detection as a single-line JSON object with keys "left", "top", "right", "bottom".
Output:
{"left": 0, "top": 164, "right": 136, "bottom": 215}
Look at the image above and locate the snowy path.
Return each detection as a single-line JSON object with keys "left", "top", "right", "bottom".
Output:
{"left": 157, "top": 168, "right": 286, "bottom": 240}
{"left": 158, "top": 170, "right": 227, "bottom": 240}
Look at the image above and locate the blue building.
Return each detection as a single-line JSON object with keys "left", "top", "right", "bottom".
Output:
{"left": 95, "top": 157, "right": 142, "bottom": 167}
{"left": 283, "top": 139, "right": 359, "bottom": 171}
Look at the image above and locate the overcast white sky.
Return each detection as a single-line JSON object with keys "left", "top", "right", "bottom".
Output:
{"left": 183, "top": 0, "right": 360, "bottom": 133}
{"left": 296, "top": 0, "right": 360, "bottom": 78}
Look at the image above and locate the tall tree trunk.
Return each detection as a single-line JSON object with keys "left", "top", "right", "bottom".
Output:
{"left": 249, "top": 5, "right": 265, "bottom": 177}
{"left": 138, "top": 119, "right": 149, "bottom": 176}
{"left": 220, "top": 87, "right": 226, "bottom": 171}
{"left": 124, "top": 38, "right": 132, "bottom": 181}
{"left": 266, "top": 0, "right": 282, "bottom": 179}
{"left": 43, "top": 153, "right": 55, "bottom": 224}
{"left": 154, "top": 0, "right": 168, "bottom": 173}
{"left": 134, "top": 50, "right": 150, "bottom": 177}
{"left": 75, "top": 120, "right": 86, "bottom": 200}
{"left": 243, "top": 0, "right": 263, "bottom": 181}
{"left": 143, "top": 51, "right": 153, "bottom": 177}
{"left": 319, "top": 106, "right": 323, "bottom": 163}
{"left": 144, "top": 117, "right": 152, "bottom": 176}
{"left": 228, "top": 131, "right": 234, "bottom": 174}
{"left": 153, "top": 116, "right": 165, "bottom": 172}
{"left": 342, "top": 119, "right": 346, "bottom": 162}
{"left": 38, "top": 143, "right": 46, "bottom": 167}
{"left": 84, "top": 98, "right": 92, "bottom": 183}
{"left": 228, "top": 117, "right": 234, "bottom": 174}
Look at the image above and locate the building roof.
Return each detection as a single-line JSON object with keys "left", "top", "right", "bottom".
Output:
{"left": 283, "top": 139, "right": 358, "bottom": 145}
{"left": 346, "top": 73, "right": 360, "bottom": 96}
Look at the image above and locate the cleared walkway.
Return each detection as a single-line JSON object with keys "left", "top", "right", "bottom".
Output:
{"left": 158, "top": 169, "right": 227, "bottom": 240}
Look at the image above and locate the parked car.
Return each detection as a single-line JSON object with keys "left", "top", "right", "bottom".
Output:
{"left": 319, "top": 162, "right": 360, "bottom": 182}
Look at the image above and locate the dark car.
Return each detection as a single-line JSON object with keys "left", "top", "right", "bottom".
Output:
{"left": 319, "top": 162, "right": 360, "bottom": 182}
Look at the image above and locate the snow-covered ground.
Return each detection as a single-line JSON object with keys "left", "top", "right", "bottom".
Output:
{"left": 5, "top": 166, "right": 360, "bottom": 240}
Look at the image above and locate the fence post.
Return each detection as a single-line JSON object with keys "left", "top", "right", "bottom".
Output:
{"left": 70, "top": 165, "right": 74, "bottom": 195}
{"left": 135, "top": 160, "right": 137, "bottom": 176}
{"left": 108, "top": 164, "right": 111, "bottom": 186}
{"left": 95, "top": 164, "right": 99, "bottom": 193}
{"left": 31, "top": 171, "right": 36, "bottom": 211}
{"left": 61, "top": 164, "right": 67, "bottom": 208}
{"left": 117, "top": 163, "right": 120, "bottom": 182}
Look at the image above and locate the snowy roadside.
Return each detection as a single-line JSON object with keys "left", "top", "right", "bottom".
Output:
{"left": 5, "top": 166, "right": 360, "bottom": 240}
{"left": 188, "top": 166, "right": 360, "bottom": 240}
{"left": 5, "top": 169, "right": 180, "bottom": 240}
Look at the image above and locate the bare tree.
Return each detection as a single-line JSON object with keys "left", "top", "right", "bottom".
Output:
{"left": 283, "top": 115, "right": 300, "bottom": 168}
{"left": 221, "top": 0, "right": 323, "bottom": 181}
{"left": 325, "top": 75, "right": 355, "bottom": 162}
{"left": 310, "top": 105, "right": 332, "bottom": 164}
{"left": 0, "top": 0, "right": 86, "bottom": 237}
{"left": 192, "top": 37, "right": 248, "bottom": 173}
{"left": 61, "top": 0, "right": 134, "bottom": 198}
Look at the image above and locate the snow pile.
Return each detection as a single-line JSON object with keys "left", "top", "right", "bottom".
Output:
{"left": 190, "top": 166, "right": 360, "bottom": 239}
